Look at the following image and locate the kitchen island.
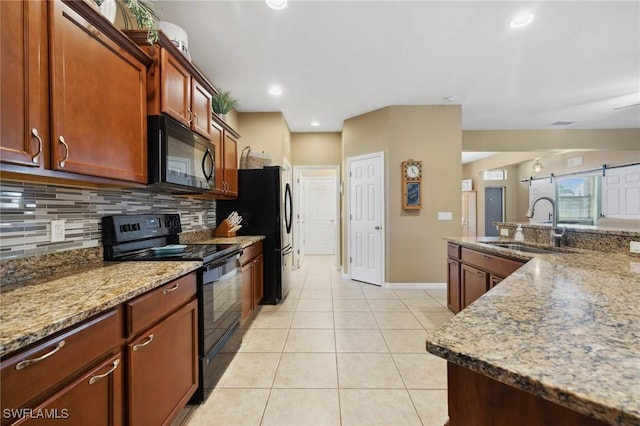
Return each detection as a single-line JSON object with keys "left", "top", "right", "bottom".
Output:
{"left": 427, "top": 237, "right": 640, "bottom": 425}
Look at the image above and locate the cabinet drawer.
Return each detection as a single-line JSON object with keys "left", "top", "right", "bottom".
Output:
{"left": 126, "top": 272, "right": 196, "bottom": 337}
{"left": 240, "top": 241, "right": 263, "bottom": 266}
{"left": 447, "top": 243, "right": 461, "bottom": 260}
{"left": 461, "top": 248, "right": 524, "bottom": 278}
{"left": 1, "top": 309, "right": 119, "bottom": 412}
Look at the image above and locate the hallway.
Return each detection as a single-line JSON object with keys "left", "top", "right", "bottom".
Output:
{"left": 178, "top": 255, "right": 452, "bottom": 426}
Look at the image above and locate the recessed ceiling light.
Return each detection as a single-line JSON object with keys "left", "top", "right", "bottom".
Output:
{"left": 268, "top": 86, "right": 283, "bottom": 96}
{"left": 266, "top": 0, "right": 287, "bottom": 10}
{"left": 510, "top": 12, "right": 534, "bottom": 28}
{"left": 310, "top": 121, "right": 320, "bottom": 127}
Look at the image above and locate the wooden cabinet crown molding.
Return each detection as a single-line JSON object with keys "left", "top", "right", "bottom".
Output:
{"left": 125, "top": 30, "right": 216, "bottom": 96}
{"left": 61, "top": 0, "right": 152, "bottom": 68}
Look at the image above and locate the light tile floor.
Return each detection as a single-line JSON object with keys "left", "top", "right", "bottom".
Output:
{"left": 175, "top": 255, "right": 452, "bottom": 426}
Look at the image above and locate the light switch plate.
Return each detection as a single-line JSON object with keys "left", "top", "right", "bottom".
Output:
{"left": 51, "top": 219, "right": 65, "bottom": 242}
{"left": 630, "top": 241, "right": 640, "bottom": 254}
{"left": 437, "top": 212, "right": 453, "bottom": 221}
{"left": 500, "top": 228, "right": 509, "bottom": 237}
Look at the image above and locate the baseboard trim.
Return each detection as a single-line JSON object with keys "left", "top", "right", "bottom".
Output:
{"left": 383, "top": 282, "right": 446, "bottom": 290}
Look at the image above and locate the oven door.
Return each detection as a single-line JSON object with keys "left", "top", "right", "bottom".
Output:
{"left": 200, "top": 252, "right": 241, "bottom": 357}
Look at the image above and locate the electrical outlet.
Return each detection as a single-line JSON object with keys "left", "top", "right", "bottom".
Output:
{"left": 630, "top": 241, "right": 640, "bottom": 254}
{"left": 51, "top": 219, "right": 65, "bottom": 242}
{"left": 196, "top": 213, "right": 203, "bottom": 225}
{"left": 500, "top": 228, "right": 509, "bottom": 237}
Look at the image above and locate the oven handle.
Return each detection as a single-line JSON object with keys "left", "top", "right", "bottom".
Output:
{"left": 202, "top": 252, "right": 241, "bottom": 272}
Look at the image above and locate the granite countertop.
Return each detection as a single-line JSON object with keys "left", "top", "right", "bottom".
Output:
{"left": 195, "top": 235, "right": 265, "bottom": 249}
{"left": 427, "top": 237, "right": 640, "bottom": 425}
{"left": 0, "top": 261, "right": 201, "bottom": 358}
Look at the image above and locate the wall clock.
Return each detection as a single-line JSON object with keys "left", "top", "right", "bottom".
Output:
{"left": 402, "top": 159, "right": 422, "bottom": 209}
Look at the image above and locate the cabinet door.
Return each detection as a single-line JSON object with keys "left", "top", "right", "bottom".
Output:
{"left": 159, "top": 49, "right": 190, "bottom": 127}
{"left": 128, "top": 300, "right": 198, "bottom": 426}
{"left": 461, "top": 264, "right": 488, "bottom": 309}
{"left": 241, "top": 262, "right": 253, "bottom": 323}
{"left": 489, "top": 275, "right": 503, "bottom": 289}
{"left": 191, "top": 79, "right": 213, "bottom": 139}
{"left": 447, "top": 258, "right": 461, "bottom": 313}
{"left": 48, "top": 1, "right": 147, "bottom": 183}
{"left": 16, "top": 354, "right": 123, "bottom": 426}
{"left": 223, "top": 133, "right": 238, "bottom": 196}
{"left": 253, "top": 253, "right": 264, "bottom": 306}
{"left": 210, "top": 120, "right": 224, "bottom": 193}
{"left": 0, "top": 0, "right": 49, "bottom": 169}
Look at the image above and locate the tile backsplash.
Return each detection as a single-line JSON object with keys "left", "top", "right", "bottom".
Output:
{"left": 0, "top": 181, "right": 216, "bottom": 260}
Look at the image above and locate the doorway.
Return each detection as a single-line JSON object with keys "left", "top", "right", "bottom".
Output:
{"left": 347, "top": 152, "right": 385, "bottom": 286}
{"left": 292, "top": 165, "right": 340, "bottom": 271}
{"left": 485, "top": 187, "right": 505, "bottom": 236}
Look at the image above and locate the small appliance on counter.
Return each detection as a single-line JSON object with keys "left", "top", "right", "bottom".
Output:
{"left": 102, "top": 214, "right": 241, "bottom": 403}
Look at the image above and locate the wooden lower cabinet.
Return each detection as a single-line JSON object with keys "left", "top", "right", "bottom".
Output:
{"left": 240, "top": 242, "right": 264, "bottom": 324}
{"left": 0, "top": 273, "right": 198, "bottom": 426}
{"left": 447, "top": 244, "right": 525, "bottom": 313}
{"left": 447, "top": 258, "right": 461, "bottom": 313}
{"left": 447, "top": 362, "right": 608, "bottom": 426}
{"left": 461, "top": 264, "right": 488, "bottom": 309}
{"left": 16, "top": 354, "right": 123, "bottom": 426}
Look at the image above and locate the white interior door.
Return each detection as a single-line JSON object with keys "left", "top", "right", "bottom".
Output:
{"left": 303, "top": 176, "right": 337, "bottom": 254}
{"left": 602, "top": 164, "right": 640, "bottom": 218}
{"left": 348, "top": 152, "right": 384, "bottom": 286}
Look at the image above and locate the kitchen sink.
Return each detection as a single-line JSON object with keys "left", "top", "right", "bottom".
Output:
{"left": 487, "top": 243, "right": 557, "bottom": 254}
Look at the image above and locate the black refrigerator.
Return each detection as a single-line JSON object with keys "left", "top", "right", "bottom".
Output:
{"left": 217, "top": 166, "right": 292, "bottom": 304}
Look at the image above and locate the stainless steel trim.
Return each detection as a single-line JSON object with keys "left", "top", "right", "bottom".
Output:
{"left": 132, "top": 334, "right": 154, "bottom": 351}
{"left": 31, "top": 128, "right": 43, "bottom": 164}
{"left": 88, "top": 359, "right": 120, "bottom": 385}
{"left": 16, "top": 340, "right": 65, "bottom": 370}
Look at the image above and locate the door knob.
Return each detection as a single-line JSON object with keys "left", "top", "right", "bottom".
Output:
{"left": 374, "top": 226, "right": 382, "bottom": 230}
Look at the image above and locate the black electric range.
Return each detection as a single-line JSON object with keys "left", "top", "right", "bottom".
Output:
{"left": 102, "top": 214, "right": 242, "bottom": 404}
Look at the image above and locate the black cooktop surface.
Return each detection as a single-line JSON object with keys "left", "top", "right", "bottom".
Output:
{"left": 117, "top": 243, "right": 239, "bottom": 264}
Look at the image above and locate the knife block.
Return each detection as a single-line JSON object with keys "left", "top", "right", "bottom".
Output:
{"left": 213, "top": 220, "right": 236, "bottom": 237}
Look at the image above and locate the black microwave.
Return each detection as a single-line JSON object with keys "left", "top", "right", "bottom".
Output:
{"left": 148, "top": 115, "right": 214, "bottom": 192}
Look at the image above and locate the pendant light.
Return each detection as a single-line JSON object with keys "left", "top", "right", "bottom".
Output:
{"left": 532, "top": 160, "right": 544, "bottom": 173}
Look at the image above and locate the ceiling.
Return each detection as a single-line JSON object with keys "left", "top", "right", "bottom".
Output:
{"left": 156, "top": 1, "right": 640, "bottom": 133}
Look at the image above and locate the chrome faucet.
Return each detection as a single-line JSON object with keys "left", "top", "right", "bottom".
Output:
{"left": 525, "top": 196, "right": 566, "bottom": 247}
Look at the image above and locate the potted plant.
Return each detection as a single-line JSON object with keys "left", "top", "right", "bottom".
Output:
{"left": 93, "top": 0, "right": 159, "bottom": 43}
{"left": 211, "top": 90, "right": 239, "bottom": 120}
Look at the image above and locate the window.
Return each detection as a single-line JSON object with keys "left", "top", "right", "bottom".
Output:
{"left": 556, "top": 176, "right": 599, "bottom": 224}
{"left": 483, "top": 170, "right": 507, "bottom": 180}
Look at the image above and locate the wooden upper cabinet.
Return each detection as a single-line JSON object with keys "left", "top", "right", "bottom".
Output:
{"left": 159, "top": 49, "right": 191, "bottom": 128}
{"left": 48, "top": 1, "right": 147, "bottom": 183}
{"left": 191, "top": 80, "right": 213, "bottom": 139}
{"left": 223, "top": 133, "right": 238, "bottom": 196}
{"left": 0, "top": 0, "right": 49, "bottom": 169}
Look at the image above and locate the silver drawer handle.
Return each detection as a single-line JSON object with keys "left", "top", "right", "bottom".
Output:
{"left": 132, "top": 334, "right": 154, "bottom": 351}
{"left": 475, "top": 271, "right": 484, "bottom": 276}
{"left": 162, "top": 284, "right": 179, "bottom": 294}
{"left": 16, "top": 340, "right": 65, "bottom": 370}
{"left": 31, "top": 128, "right": 43, "bottom": 164}
{"left": 88, "top": 359, "right": 120, "bottom": 385}
{"left": 58, "top": 136, "right": 69, "bottom": 168}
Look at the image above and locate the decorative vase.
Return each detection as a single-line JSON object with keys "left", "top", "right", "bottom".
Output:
{"left": 97, "top": 0, "right": 117, "bottom": 24}
{"left": 219, "top": 113, "right": 227, "bottom": 122}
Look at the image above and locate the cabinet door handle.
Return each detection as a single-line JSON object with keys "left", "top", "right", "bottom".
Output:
{"left": 475, "top": 271, "right": 484, "bottom": 276}
{"left": 193, "top": 111, "right": 198, "bottom": 126}
{"left": 16, "top": 340, "right": 65, "bottom": 370}
{"left": 482, "top": 255, "right": 492, "bottom": 260}
{"left": 132, "top": 334, "right": 154, "bottom": 351}
{"left": 58, "top": 136, "right": 69, "bottom": 168}
{"left": 162, "top": 284, "right": 179, "bottom": 294}
{"left": 31, "top": 128, "right": 43, "bottom": 164}
{"left": 88, "top": 359, "right": 120, "bottom": 385}
{"left": 187, "top": 109, "right": 193, "bottom": 124}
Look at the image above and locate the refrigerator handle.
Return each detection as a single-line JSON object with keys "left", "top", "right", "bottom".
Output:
{"left": 285, "top": 182, "right": 293, "bottom": 234}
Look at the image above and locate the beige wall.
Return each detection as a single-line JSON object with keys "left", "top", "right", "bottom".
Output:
{"left": 236, "top": 112, "right": 291, "bottom": 166}
{"left": 464, "top": 149, "right": 640, "bottom": 233}
{"left": 462, "top": 129, "right": 640, "bottom": 151}
{"left": 343, "top": 106, "right": 462, "bottom": 283}
{"left": 291, "top": 133, "right": 342, "bottom": 165}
